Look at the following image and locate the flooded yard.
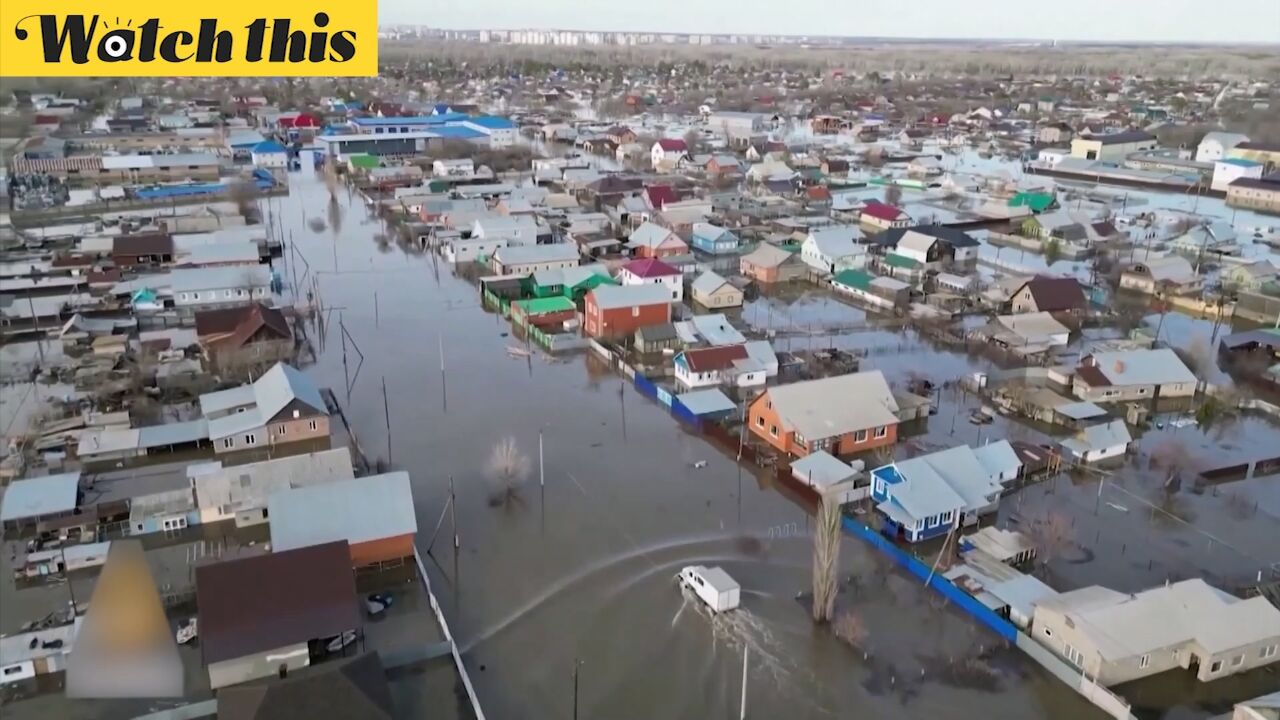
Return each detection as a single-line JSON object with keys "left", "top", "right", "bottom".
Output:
{"left": 272, "top": 165, "right": 1110, "bottom": 718}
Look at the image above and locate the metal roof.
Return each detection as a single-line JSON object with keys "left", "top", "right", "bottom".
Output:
{"left": 765, "top": 371, "right": 899, "bottom": 440}
{"left": 492, "top": 243, "right": 578, "bottom": 266}
{"left": 589, "top": 283, "right": 672, "bottom": 310}
{"left": 791, "top": 451, "right": 858, "bottom": 488}
{"left": 675, "top": 389, "right": 737, "bottom": 416}
{"left": 196, "top": 542, "right": 360, "bottom": 665}
{"left": 629, "top": 221, "right": 681, "bottom": 250}
{"left": 691, "top": 270, "right": 732, "bottom": 296}
{"left": 1062, "top": 420, "right": 1131, "bottom": 456}
{"left": 267, "top": 472, "right": 417, "bottom": 554}
{"left": 189, "top": 448, "right": 355, "bottom": 514}
{"left": 170, "top": 265, "right": 270, "bottom": 293}
{"left": 1, "top": 472, "right": 80, "bottom": 521}
{"left": 1081, "top": 348, "right": 1196, "bottom": 388}
{"left": 690, "top": 314, "right": 746, "bottom": 347}
{"left": 202, "top": 363, "right": 326, "bottom": 440}
{"left": 1035, "top": 579, "right": 1280, "bottom": 661}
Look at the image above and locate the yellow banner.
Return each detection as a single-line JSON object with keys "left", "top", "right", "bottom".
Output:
{"left": 1, "top": 0, "right": 377, "bottom": 76}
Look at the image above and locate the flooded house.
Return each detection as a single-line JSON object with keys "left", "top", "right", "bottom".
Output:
{"left": 195, "top": 303, "right": 294, "bottom": 372}
{"left": 1059, "top": 419, "right": 1132, "bottom": 463}
{"left": 628, "top": 221, "right": 689, "bottom": 259}
{"left": 267, "top": 471, "right": 417, "bottom": 575}
{"left": 196, "top": 541, "right": 361, "bottom": 689}
{"left": 1030, "top": 579, "right": 1280, "bottom": 686}
{"left": 748, "top": 371, "right": 899, "bottom": 458}
{"left": 171, "top": 265, "right": 273, "bottom": 314}
{"left": 216, "top": 652, "right": 394, "bottom": 720}
{"left": 583, "top": 284, "right": 673, "bottom": 339}
{"left": 188, "top": 448, "right": 355, "bottom": 527}
{"left": 869, "top": 441, "right": 1019, "bottom": 542}
{"left": 801, "top": 225, "right": 866, "bottom": 275}
{"left": 690, "top": 223, "right": 741, "bottom": 255}
{"left": 790, "top": 450, "right": 869, "bottom": 504}
{"left": 830, "top": 270, "right": 910, "bottom": 310}
{"left": 740, "top": 243, "right": 805, "bottom": 284}
{"left": 673, "top": 344, "right": 766, "bottom": 392}
{"left": 490, "top": 244, "right": 580, "bottom": 275}
{"left": 1007, "top": 276, "right": 1088, "bottom": 316}
{"left": 619, "top": 257, "right": 684, "bottom": 301}
{"left": 690, "top": 271, "right": 744, "bottom": 309}
{"left": 873, "top": 225, "right": 981, "bottom": 272}
{"left": 1071, "top": 348, "right": 1197, "bottom": 402}
{"left": 0, "top": 471, "right": 81, "bottom": 539}
{"left": 1119, "top": 255, "right": 1202, "bottom": 296}
{"left": 199, "top": 362, "right": 330, "bottom": 454}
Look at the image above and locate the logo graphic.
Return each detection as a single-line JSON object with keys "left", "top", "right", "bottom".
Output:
{"left": 1, "top": 0, "right": 376, "bottom": 76}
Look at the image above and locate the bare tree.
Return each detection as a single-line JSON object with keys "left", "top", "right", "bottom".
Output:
{"left": 812, "top": 492, "right": 841, "bottom": 623}
{"left": 832, "top": 610, "right": 868, "bottom": 649}
{"left": 486, "top": 437, "right": 531, "bottom": 508}
{"left": 1026, "top": 510, "right": 1074, "bottom": 570}
{"left": 883, "top": 184, "right": 902, "bottom": 206}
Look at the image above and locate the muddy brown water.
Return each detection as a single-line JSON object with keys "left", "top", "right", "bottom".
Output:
{"left": 270, "top": 165, "right": 1112, "bottom": 719}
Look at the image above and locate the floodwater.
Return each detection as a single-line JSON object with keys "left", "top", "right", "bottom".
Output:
{"left": 272, "top": 165, "right": 1105, "bottom": 718}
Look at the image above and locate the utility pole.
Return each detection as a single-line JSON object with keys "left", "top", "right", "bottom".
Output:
{"left": 449, "top": 476, "right": 459, "bottom": 550}
{"left": 539, "top": 429, "right": 545, "bottom": 488}
{"left": 381, "top": 376, "right": 392, "bottom": 464}
{"left": 739, "top": 645, "right": 749, "bottom": 720}
{"left": 572, "top": 659, "right": 581, "bottom": 720}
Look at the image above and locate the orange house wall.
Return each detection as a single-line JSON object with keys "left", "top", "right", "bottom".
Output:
{"left": 747, "top": 392, "right": 898, "bottom": 458}
{"left": 350, "top": 534, "right": 415, "bottom": 567}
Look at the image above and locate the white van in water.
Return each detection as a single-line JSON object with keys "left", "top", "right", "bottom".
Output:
{"left": 679, "top": 565, "right": 741, "bottom": 613}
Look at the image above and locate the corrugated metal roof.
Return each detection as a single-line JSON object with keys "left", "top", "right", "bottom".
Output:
{"left": 766, "top": 371, "right": 898, "bottom": 440}
{"left": 589, "top": 283, "right": 672, "bottom": 310}
{"left": 267, "top": 473, "right": 416, "bottom": 553}
{"left": 0, "top": 472, "right": 81, "bottom": 521}
{"left": 675, "top": 389, "right": 736, "bottom": 416}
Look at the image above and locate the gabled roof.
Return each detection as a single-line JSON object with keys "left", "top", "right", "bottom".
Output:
{"left": 691, "top": 270, "right": 733, "bottom": 296}
{"left": 623, "top": 257, "right": 680, "bottom": 279}
{"left": 252, "top": 140, "right": 287, "bottom": 154}
{"left": 644, "top": 185, "right": 678, "bottom": 209}
{"left": 1088, "top": 130, "right": 1155, "bottom": 145}
{"left": 197, "top": 541, "right": 359, "bottom": 665}
{"left": 195, "top": 303, "right": 291, "bottom": 349}
{"left": 807, "top": 226, "right": 862, "bottom": 257}
{"left": 492, "top": 243, "right": 579, "bottom": 266}
{"left": 764, "top": 371, "right": 898, "bottom": 439}
{"left": 1016, "top": 276, "right": 1086, "bottom": 311}
{"left": 655, "top": 138, "right": 688, "bottom": 152}
{"left": 0, "top": 472, "right": 80, "bottom": 522}
{"left": 860, "top": 200, "right": 905, "bottom": 221}
{"left": 629, "top": 221, "right": 682, "bottom": 249}
{"left": 112, "top": 233, "right": 173, "bottom": 257}
{"left": 1076, "top": 348, "right": 1196, "bottom": 388}
{"left": 742, "top": 243, "right": 799, "bottom": 269}
{"left": 874, "top": 224, "right": 978, "bottom": 249}
{"left": 679, "top": 344, "right": 749, "bottom": 372}
{"left": 791, "top": 450, "right": 859, "bottom": 488}
{"left": 201, "top": 363, "right": 326, "bottom": 440}
{"left": 217, "top": 652, "right": 393, "bottom": 720}
{"left": 1062, "top": 419, "right": 1131, "bottom": 455}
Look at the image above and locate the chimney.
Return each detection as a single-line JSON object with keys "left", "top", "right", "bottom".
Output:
{"left": 1113, "top": 360, "right": 1125, "bottom": 373}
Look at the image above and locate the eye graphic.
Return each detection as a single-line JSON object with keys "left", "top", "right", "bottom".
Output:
{"left": 102, "top": 32, "right": 131, "bottom": 58}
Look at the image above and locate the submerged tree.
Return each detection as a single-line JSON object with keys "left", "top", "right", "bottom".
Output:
{"left": 486, "top": 437, "right": 531, "bottom": 508}
{"left": 1027, "top": 510, "right": 1074, "bottom": 571}
{"left": 812, "top": 492, "right": 841, "bottom": 623}
{"left": 832, "top": 610, "right": 868, "bottom": 649}
{"left": 1043, "top": 237, "right": 1062, "bottom": 266}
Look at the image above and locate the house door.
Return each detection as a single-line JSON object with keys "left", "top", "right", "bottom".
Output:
{"left": 1187, "top": 653, "right": 1200, "bottom": 673}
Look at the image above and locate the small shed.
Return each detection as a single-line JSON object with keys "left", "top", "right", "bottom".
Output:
{"left": 790, "top": 451, "right": 868, "bottom": 504}
{"left": 675, "top": 389, "right": 737, "bottom": 420}
{"left": 634, "top": 323, "right": 682, "bottom": 354}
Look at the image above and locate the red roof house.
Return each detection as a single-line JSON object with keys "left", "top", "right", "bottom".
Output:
{"left": 644, "top": 185, "right": 678, "bottom": 211}
{"left": 859, "top": 200, "right": 910, "bottom": 230}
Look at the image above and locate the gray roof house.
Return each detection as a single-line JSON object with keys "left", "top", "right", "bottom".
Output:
{"left": 1031, "top": 578, "right": 1280, "bottom": 686}
{"left": 870, "top": 441, "right": 1020, "bottom": 542}
{"left": 1060, "top": 419, "right": 1132, "bottom": 463}
{"left": 491, "top": 244, "right": 580, "bottom": 275}
{"left": 1, "top": 472, "right": 81, "bottom": 535}
{"left": 1073, "top": 348, "right": 1197, "bottom": 402}
{"left": 171, "top": 266, "right": 271, "bottom": 311}
{"left": 188, "top": 447, "right": 355, "bottom": 527}
{"left": 198, "top": 363, "right": 329, "bottom": 454}
{"left": 791, "top": 450, "right": 868, "bottom": 504}
{"left": 267, "top": 472, "right": 417, "bottom": 566}
{"left": 801, "top": 226, "right": 866, "bottom": 275}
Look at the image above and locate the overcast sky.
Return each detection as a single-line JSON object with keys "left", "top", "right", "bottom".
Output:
{"left": 385, "top": 0, "right": 1280, "bottom": 44}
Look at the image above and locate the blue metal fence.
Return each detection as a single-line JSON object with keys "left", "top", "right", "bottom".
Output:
{"left": 841, "top": 517, "right": 1017, "bottom": 641}
{"left": 632, "top": 373, "right": 659, "bottom": 400}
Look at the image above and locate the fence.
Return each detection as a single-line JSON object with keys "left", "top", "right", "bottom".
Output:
{"left": 413, "top": 548, "right": 486, "bottom": 720}
{"left": 1014, "top": 633, "right": 1135, "bottom": 720}
{"left": 839, "top": 517, "right": 1018, "bottom": 642}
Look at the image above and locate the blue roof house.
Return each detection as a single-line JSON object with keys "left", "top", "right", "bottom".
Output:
{"left": 690, "top": 223, "right": 741, "bottom": 255}
{"left": 870, "top": 442, "right": 1018, "bottom": 542}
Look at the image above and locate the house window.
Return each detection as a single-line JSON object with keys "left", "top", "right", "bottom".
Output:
{"left": 1260, "top": 645, "right": 1277, "bottom": 659}
{"left": 874, "top": 426, "right": 888, "bottom": 439}
{"left": 1043, "top": 627, "right": 1053, "bottom": 638}
{"left": 1065, "top": 644, "right": 1084, "bottom": 668}
{"left": 309, "top": 420, "right": 318, "bottom": 431}
{"left": 755, "top": 416, "right": 765, "bottom": 428}
{"left": 243, "top": 433, "right": 257, "bottom": 446}
{"left": 277, "top": 425, "right": 285, "bottom": 436}
{"left": 1232, "top": 654, "right": 1245, "bottom": 667}
{"left": 940, "top": 510, "right": 953, "bottom": 523}
{"left": 855, "top": 429, "right": 867, "bottom": 442}
{"left": 1209, "top": 660, "right": 1222, "bottom": 673}
{"left": 1139, "top": 654, "right": 1150, "bottom": 669}
{"left": 222, "top": 437, "right": 234, "bottom": 449}
{"left": 632, "top": 306, "right": 640, "bottom": 317}
{"left": 769, "top": 424, "right": 778, "bottom": 438}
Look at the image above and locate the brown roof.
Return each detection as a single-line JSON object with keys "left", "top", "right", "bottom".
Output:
{"left": 196, "top": 541, "right": 359, "bottom": 665}
{"left": 1074, "top": 363, "right": 1110, "bottom": 388}
{"left": 1022, "top": 276, "right": 1085, "bottom": 312}
{"left": 682, "top": 344, "right": 749, "bottom": 372}
{"left": 195, "top": 303, "right": 291, "bottom": 348}
{"left": 217, "top": 652, "right": 393, "bottom": 720}
{"left": 112, "top": 233, "right": 173, "bottom": 257}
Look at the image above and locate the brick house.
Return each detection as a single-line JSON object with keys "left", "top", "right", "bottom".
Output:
{"left": 748, "top": 371, "right": 899, "bottom": 458}
{"left": 583, "top": 284, "right": 672, "bottom": 339}
{"left": 198, "top": 363, "right": 329, "bottom": 454}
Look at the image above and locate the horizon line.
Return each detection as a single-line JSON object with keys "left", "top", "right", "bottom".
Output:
{"left": 378, "top": 24, "right": 1280, "bottom": 48}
